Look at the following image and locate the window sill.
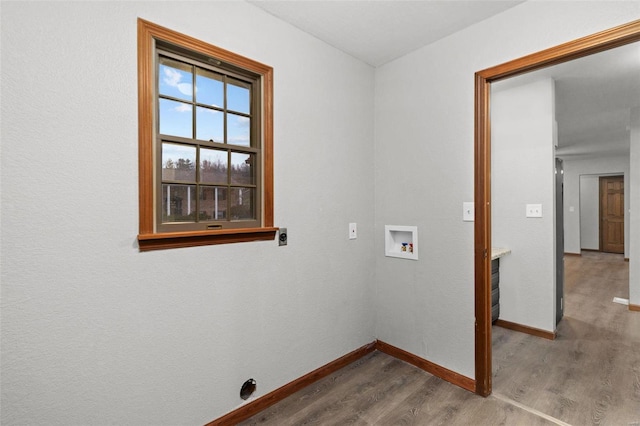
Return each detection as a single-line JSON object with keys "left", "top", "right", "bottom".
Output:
{"left": 138, "top": 227, "right": 278, "bottom": 251}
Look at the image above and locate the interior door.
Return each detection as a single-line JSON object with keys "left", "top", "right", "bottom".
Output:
{"left": 599, "top": 176, "right": 624, "bottom": 254}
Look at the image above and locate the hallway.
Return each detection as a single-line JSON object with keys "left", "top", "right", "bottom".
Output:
{"left": 492, "top": 251, "right": 639, "bottom": 425}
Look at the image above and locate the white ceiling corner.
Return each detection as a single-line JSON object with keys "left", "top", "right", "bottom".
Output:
{"left": 248, "top": 0, "right": 525, "bottom": 67}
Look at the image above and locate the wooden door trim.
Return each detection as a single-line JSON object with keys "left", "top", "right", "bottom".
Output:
{"left": 474, "top": 19, "right": 640, "bottom": 397}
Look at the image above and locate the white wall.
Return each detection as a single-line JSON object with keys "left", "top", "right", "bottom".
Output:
{"left": 579, "top": 175, "right": 600, "bottom": 250}
{"left": 491, "top": 78, "right": 556, "bottom": 332}
{"left": 563, "top": 155, "right": 630, "bottom": 257}
{"left": 631, "top": 107, "right": 640, "bottom": 305}
{"left": 374, "top": 2, "right": 640, "bottom": 378}
{"left": 0, "top": 2, "right": 375, "bottom": 424}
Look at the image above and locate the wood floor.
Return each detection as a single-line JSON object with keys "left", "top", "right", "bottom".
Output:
{"left": 239, "top": 252, "right": 639, "bottom": 425}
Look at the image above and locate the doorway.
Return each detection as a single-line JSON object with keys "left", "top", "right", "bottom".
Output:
{"left": 473, "top": 19, "right": 640, "bottom": 397}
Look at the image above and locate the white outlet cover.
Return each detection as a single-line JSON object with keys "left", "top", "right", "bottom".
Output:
{"left": 526, "top": 204, "right": 543, "bottom": 218}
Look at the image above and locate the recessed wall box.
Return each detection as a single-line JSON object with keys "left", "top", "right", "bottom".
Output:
{"left": 384, "top": 225, "right": 418, "bottom": 260}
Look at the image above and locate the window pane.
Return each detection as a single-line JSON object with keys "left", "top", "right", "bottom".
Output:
{"left": 162, "top": 184, "right": 196, "bottom": 222}
{"left": 159, "top": 99, "right": 192, "bottom": 138}
{"left": 196, "top": 68, "right": 223, "bottom": 107}
{"left": 196, "top": 107, "right": 224, "bottom": 142}
{"left": 162, "top": 143, "right": 196, "bottom": 181}
{"left": 200, "top": 148, "right": 227, "bottom": 184}
{"left": 227, "top": 113, "right": 250, "bottom": 147}
{"left": 229, "top": 188, "right": 255, "bottom": 220}
{"left": 159, "top": 57, "right": 193, "bottom": 102}
{"left": 199, "top": 186, "right": 228, "bottom": 220}
{"left": 231, "top": 152, "right": 254, "bottom": 185}
{"left": 227, "top": 80, "right": 250, "bottom": 114}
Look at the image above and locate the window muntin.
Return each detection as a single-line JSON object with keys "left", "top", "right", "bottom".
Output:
{"left": 155, "top": 50, "right": 260, "bottom": 232}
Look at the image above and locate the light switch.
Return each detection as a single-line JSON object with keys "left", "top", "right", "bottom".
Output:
{"left": 463, "top": 202, "right": 474, "bottom": 222}
{"left": 526, "top": 204, "right": 543, "bottom": 218}
{"left": 349, "top": 223, "right": 357, "bottom": 240}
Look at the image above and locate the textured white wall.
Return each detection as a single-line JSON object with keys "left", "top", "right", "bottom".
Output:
{"left": 563, "top": 156, "right": 630, "bottom": 257}
{"left": 0, "top": 2, "right": 375, "bottom": 424}
{"left": 492, "top": 78, "right": 556, "bottom": 332}
{"left": 374, "top": 1, "right": 640, "bottom": 378}
{"left": 580, "top": 175, "right": 600, "bottom": 250}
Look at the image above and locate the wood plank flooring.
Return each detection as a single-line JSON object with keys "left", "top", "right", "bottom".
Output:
{"left": 492, "top": 251, "right": 639, "bottom": 425}
{"left": 239, "top": 251, "right": 639, "bottom": 425}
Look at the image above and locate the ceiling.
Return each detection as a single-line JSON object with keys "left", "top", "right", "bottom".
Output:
{"left": 249, "top": 0, "right": 524, "bottom": 67}
{"left": 493, "top": 42, "right": 640, "bottom": 159}
{"left": 249, "top": 1, "right": 639, "bottom": 158}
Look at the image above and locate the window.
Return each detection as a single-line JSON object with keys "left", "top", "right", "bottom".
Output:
{"left": 137, "top": 19, "right": 276, "bottom": 251}
{"left": 156, "top": 53, "right": 258, "bottom": 230}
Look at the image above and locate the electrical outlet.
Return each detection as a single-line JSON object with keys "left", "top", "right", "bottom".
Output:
{"left": 278, "top": 228, "right": 287, "bottom": 246}
{"left": 526, "top": 204, "right": 543, "bottom": 218}
{"left": 349, "top": 223, "right": 357, "bottom": 240}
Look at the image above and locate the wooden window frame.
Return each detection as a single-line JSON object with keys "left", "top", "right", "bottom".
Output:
{"left": 137, "top": 19, "right": 277, "bottom": 251}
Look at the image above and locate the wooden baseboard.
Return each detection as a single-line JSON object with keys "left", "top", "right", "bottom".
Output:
{"left": 206, "top": 341, "right": 377, "bottom": 425}
{"left": 630, "top": 303, "right": 640, "bottom": 312}
{"left": 566, "top": 250, "right": 628, "bottom": 261}
{"left": 375, "top": 340, "right": 475, "bottom": 393}
{"left": 207, "top": 339, "right": 478, "bottom": 424}
{"left": 494, "top": 319, "right": 556, "bottom": 340}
